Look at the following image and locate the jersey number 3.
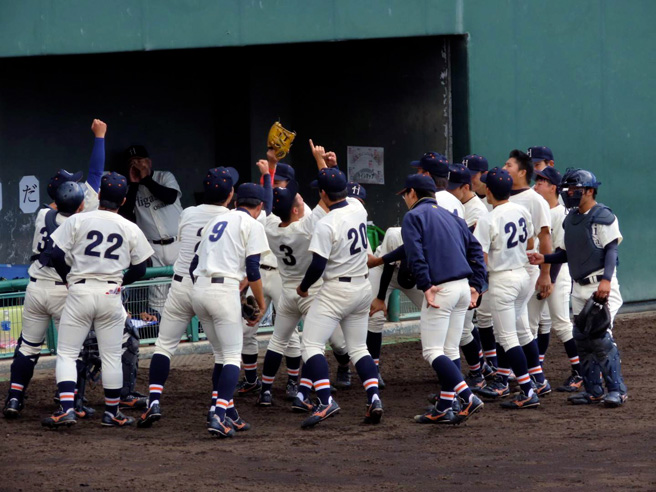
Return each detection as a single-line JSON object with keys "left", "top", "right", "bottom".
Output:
{"left": 347, "top": 223, "right": 368, "bottom": 255}
{"left": 84, "top": 231, "right": 123, "bottom": 259}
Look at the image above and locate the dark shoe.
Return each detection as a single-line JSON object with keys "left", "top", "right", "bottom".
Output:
{"left": 101, "top": 411, "right": 135, "bottom": 427}
{"left": 452, "top": 397, "right": 462, "bottom": 413}
{"left": 291, "top": 395, "right": 313, "bottom": 413}
{"left": 137, "top": 403, "right": 162, "bottom": 428}
{"left": 457, "top": 395, "right": 484, "bottom": 423}
{"left": 226, "top": 416, "right": 251, "bottom": 432}
{"left": 3, "top": 398, "right": 23, "bottom": 419}
{"left": 603, "top": 391, "right": 628, "bottom": 408}
{"left": 567, "top": 392, "right": 604, "bottom": 405}
{"left": 285, "top": 379, "right": 298, "bottom": 401}
{"left": 235, "top": 378, "right": 261, "bottom": 396}
{"left": 120, "top": 393, "right": 148, "bottom": 409}
{"left": 477, "top": 377, "right": 510, "bottom": 399}
{"left": 427, "top": 393, "right": 439, "bottom": 405}
{"left": 535, "top": 379, "right": 552, "bottom": 396}
{"left": 42, "top": 409, "right": 77, "bottom": 428}
{"left": 500, "top": 390, "right": 540, "bottom": 409}
{"left": 207, "top": 414, "right": 235, "bottom": 438}
{"left": 301, "top": 399, "right": 340, "bottom": 428}
{"left": 465, "top": 372, "right": 487, "bottom": 393}
{"left": 364, "top": 398, "right": 383, "bottom": 424}
{"left": 335, "top": 365, "right": 352, "bottom": 390}
{"left": 74, "top": 403, "right": 96, "bottom": 419}
{"left": 257, "top": 390, "right": 273, "bottom": 407}
{"left": 414, "top": 406, "right": 459, "bottom": 424}
{"left": 377, "top": 369, "right": 386, "bottom": 390}
{"left": 482, "top": 363, "right": 497, "bottom": 381}
{"left": 556, "top": 373, "right": 584, "bottom": 393}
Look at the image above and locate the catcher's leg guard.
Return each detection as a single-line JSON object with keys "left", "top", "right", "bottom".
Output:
{"left": 121, "top": 333, "right": 140, "bottom": 398}
{"left": 592, "top": 332, "right": 627, "bottom": 395}
{"left": 576, "top": 337, "right": 605, "bottom": 398}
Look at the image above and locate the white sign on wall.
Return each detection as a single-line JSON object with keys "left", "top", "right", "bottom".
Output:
{"left": 19, "top": 176, "right": 40, "bottom": 213}
{"left": 347, "top": 146, "right": 384, "bottom": 185}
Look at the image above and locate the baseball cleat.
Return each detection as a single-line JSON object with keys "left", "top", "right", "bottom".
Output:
{"left": 301, "top": 399, "right": 340, "bottom": 429}
{"left": 137, "top": 402, "right": 161, "bottom": 428}
{"left": 414, "top": 406, "right": 459, "bottom": 425}
{"left": 74, "top": 403, "right": 96, "bottom": 419}
{"left": 535, "top": 379, "right": 552, "bottom": 396}
{"left": 567, "top": 392, "right": 604, "bottom": 405}
{"left": 603, "top": 391, "right": 628, "bottom": 408}
{"left": 42, "top": 409, "right": 77, "bottom": 428}
{"left": 335, "top": 365, "right": 352, "bottom": 390}
{"left": 226, "top": 416, "right": 251, "bottom": 432}
{"left": 3, "top": 398, "right": 23, "bottom": 419}
{"left": 456, "top": 395, "right": 484, "bottom": 423}
{"left": 482, "top": 362, "right": 497, "bottom": 380}
{"left": 556, "top": 373, "right": 584, "bottom": 393}
{"left": 256, "top": 390, "right": 273, "bottom": 407}
{"left": 377, "top": 369, "right": 386, "bottom": 390}
{"left": 364, "top": 398, "right": 383, "bottom": 424}
{"left": 101, "top": 411, "right": 135, "bottom": 427}
{"left": 120, "top": 393, "right": 148, "bottom": 409}
{"left": 291, "top": 395, "right": 313, "bottom": 413}
{"left": 427, "top": 393, "right": 439, "bottom": 405}
{"left": 235, "top": 378, "right": 261, "bottom": 396}
{"left": 477, "top": 377, "right": 510, "bottom": 399}
{"left": 465, "top": 372, "right": 487, "bottom": 393}
{"left": 285, "top": 379, "right": 298, "bottom": 401}
{"left": 500, "top": 390, "right": 540, "bottom": 409}
{"left": 207, "top": 414, "right": 235, "bottom": 438}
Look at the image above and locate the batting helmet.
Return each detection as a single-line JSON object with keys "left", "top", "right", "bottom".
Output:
{"left": 55, "top": 181, "right": 85, "bottom": 215}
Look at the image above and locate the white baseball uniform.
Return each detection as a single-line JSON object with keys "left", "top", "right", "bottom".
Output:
{"left": 191, "top": 209, "right": 270, "bottom": 368}
{"left": 474, "top": 202, "right": 534, "bottom": 351}
{"left": 435, "top": 190, "right": 465, "bottom": 218}
{"left": 51, "top": 210, "right": 153, "bottom": 390}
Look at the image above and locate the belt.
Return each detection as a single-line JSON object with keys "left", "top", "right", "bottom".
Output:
{"left": 152, "top": 238, "right": 175, "bottom": 245}
{"left": 75, "top": 279, "right": 117, "bottom": 285}
{"left": 260, "top": 265, "right": 277, "bottom": 271}
{"left": 578, "top": 274, "right": 603, "bottom": 286}
{"left": 211, "top": 277, "right": 225, "bottom": 284}
{"left": 338, "top": 274, "right": 369, "bottom": 282}
{"left": 173, "top": 274, "right": 184, "bottom": 282}
{"left": 30, "top": 276, "right": 66, "bottom": 286}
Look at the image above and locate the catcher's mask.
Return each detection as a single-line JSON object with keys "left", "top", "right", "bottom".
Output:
{"left": 574, "top": 294, "right": 611, "bottom": 339}
{"left": 267, "top": 121, "right": 296, "bottom": 159}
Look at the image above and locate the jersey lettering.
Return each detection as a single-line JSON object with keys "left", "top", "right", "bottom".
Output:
{"left": 84, "top": 231, "right": 103, "bottom": 257}
{"left": 347, "top": 223, "right": 368, "bottom": 255}
{"left": 83, "top": 230, "right": 125, "bottom": 260}
{"left": 279, "top": 244, "right": 296, "bottom": 266}
{"left": 36, "top": 227, "right": 49, "bottom": 253}
{"left": 504, "top": 218, "right": 528, "bottom": 249}
{"left": 208, "top": 221, "right": 227, "bottom": 242}
{"left": 104, "top": 233, "right": 123, "bottom": 260}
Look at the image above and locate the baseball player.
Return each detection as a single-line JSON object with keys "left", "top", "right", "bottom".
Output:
{"left": 529, "top": 168, "right": 628, "bottom": 407}
{"left": 412, "top": 152, "right": 465, "bottom": 218}
{"left": 527, "top": 146, "right": 555, "bottom": 172}
{"left": 474, "top": 168, "right": 542, "bottom": 409}
{"left": 532, "top": 167, "right": 583, "bottom": 392}
{"left": 42, "top": 172, "right": 153, "bottom": 428}
{"left": 3, "top": 120, "right": 107, "bottom": 420}
{"left": 191, "top": 183, "right": 270, "bottom": 438}
{"left": 296, "top": 167, "right": 383, "bottom": 428}
{"left": 390, "top": 174, "right": 485, "bottom": 424}
{"left": 137, "top": 167, "right": 239, "bottom": 428}
{"left": 502, "top": 149, "right": 553, "bottom": 395}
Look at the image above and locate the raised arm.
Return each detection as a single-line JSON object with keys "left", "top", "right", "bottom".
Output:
{"left": 87, "top": 119, "right": 107, "bottom": 192}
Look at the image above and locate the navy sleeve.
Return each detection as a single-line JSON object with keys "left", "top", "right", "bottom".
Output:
{"left": 401, "top": 214, "right": 432, "bottom": 292}
{"left": 123, "top": 260, "right": 147, "bottom": 286}
{"left": 140, "top": 175, "right": 178, "bottom": 205}
{"left": 87, "top": 138, "right": 105, "bottom": 192}
{"left": 299, "top": 253, "right": 328, "bottom": 292}
{"left": 262, "top": 175, "right": 273, "bottom": 216}
{"left": 462, "top": 225, "right": 486, "bottom": 293}
{"left": 602, "top": 239, "right": 619, "bottom": 281}
{"left": 119, "top": 183, "right": 139, "bottom": 222}
{"left": 544, "top": 249, "right": 568, "bottom": 264}
{"left": 382, "top": 245, "right": 407, "bottom": 264}
{"left": 377, "top": 263, "right": 395, "bottom": 300}
{"left": 50, "top": 246, "right": 70, "bottom": 283}
{"left": 548, "top": 247, "right": 564, "bottom": 282}
{"left": 189, "top": 254, "right": 199, "bottom": 282}
{"left": 246, "top": 254, "right": 261, "bottom": 281}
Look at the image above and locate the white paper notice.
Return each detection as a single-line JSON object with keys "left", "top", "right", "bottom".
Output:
{"left": 347, "top": 146, "right": 384, "bottom": 185}
{"left": 19, "top": 176, "right": 40, "bottom": 214}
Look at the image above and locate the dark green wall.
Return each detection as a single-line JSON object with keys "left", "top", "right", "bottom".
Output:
{"left": 0, "top": 0, "right": 654, "bottom": 302}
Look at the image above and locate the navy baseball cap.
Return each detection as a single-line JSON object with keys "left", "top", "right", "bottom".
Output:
{"left": 272, "top": 180, "right": 299, "bottom": 218}
{"left": 411, "top": 151, "right": 449, "bottom": 178}
{"left": 527, "top": 146, "right": 553, "bottom": 162}
{"left": 481, "top": 167, "right": 513, "bottom": 196}
{"left": 447, "top": 164, "right": 472, "bottom": 190}
{"left": 347, "top": 182, "right": 367, "bottom": 202}
{"left": 462, "top": 155, "right": 488, "bottom": 175}
{"left": 47, "top": 169, "right": 84, "bottom": 200}
{"left": 237, "top": 183, "right": 265, "bottom": 203}
{"left": 100, "top": 172, "right": 128, "bottom": 204}
{"left": 204, "top": 167, "right": 239, "bottom": 202}
{"left": 534, "top": 166, "right": 562, "bottom": 187}
{"left": 125, "top": 145, "right": 149, "bottom": 160}
{"left": 273, "top": 163, "right": 295, "bottom": 182}
{"left": 396, "top": 174, "right": 437, "bottom": 195}
{"left": 316, "top": 168, "right": 347, "bottom": 193}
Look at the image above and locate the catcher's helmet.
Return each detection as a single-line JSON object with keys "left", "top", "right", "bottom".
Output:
{"left": 561, "top": 168, "right": 601, "bottom": 189}
{"left": 55, "top": 181, "right": 85, "bottom": 215}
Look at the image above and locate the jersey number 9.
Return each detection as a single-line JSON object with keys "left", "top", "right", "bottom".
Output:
{"left": 208, "top": 221, "right": 228, "bottom": 242}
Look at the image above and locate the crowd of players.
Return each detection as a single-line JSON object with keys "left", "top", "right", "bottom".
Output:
{"left": 2, "top": 119, "right": 628, "bottom": 436}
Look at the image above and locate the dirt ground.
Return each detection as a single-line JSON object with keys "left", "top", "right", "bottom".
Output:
{"left": 1, "top": 313, "right": 655, "bottom": 491}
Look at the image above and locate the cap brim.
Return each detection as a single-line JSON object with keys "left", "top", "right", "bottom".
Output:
{"left": 447, "top": 181, "right": 464, "bottom": 190}
{"left": 480, "top": 173, "right": 489, "bottom": 183}
{"left": 310, "top": 179, "right": 318, "bottom": 189}
{"left": 226, "top": 167, "right": 239, "bottom": 185}
{"left": 273, "top": 173, "right": 290, "bottom": 182}
{"left": 410, "top": 160, "right": 421, "bottom": 167}
{"left": 531, "top": 157, "right": 548, "bottom": 162}
{"left": 396, "top": 187, "right": 409, "bottom": 196}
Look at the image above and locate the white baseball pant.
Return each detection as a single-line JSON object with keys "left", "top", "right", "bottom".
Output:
{"left": 420, "top": 278, "right": 471, "bottom": 364}
{"left": 18, "top": 281, "right": 68, "bottom": 357}
{"left": 148, "top": 241, "right": 180, "bottom": 313}
{"left": 488, "top": 268, "right": 533, "bottom": 351}
{"left": 533, "top": 264, "right": 574, "bottom": 342}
